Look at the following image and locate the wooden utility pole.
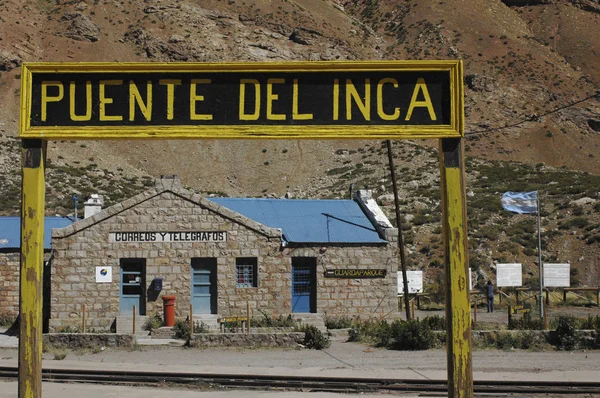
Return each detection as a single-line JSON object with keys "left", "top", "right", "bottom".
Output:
{"left": 386, "top": 140, "right": 411, "bottom": 320}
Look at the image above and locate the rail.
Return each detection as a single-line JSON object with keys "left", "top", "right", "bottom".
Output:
{"left": 1, "top": 366, "right": 599, "bottom": 395}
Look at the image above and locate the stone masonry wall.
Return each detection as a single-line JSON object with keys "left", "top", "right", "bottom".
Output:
{"left": 0, "top": 251, "right": 20, "bottom": 318}
{"left": 0, "top": 251, "right": 52, "bottom": 319}
{"left": 287, "top": 228, "right": 398, "bottom": 319}
{"left": 50, "top": 191, "right": 289, "bottom": 331}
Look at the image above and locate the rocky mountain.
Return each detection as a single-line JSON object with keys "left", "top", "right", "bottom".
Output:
{"left": 0, "top": 0, "right": 598, "bottom": 291}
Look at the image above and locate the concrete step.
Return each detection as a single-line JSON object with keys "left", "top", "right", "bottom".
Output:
{"left": 116, "top": 316, "right": 148, "bottom": 334}
{"left": 292, "top": 314, "right": 327, "bottom": 333}
{"left": 192, "top": 314, "right": 220, "bottom": 331}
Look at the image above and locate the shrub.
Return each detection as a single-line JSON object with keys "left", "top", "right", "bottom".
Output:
{"left": 490, "top": 331, "right": 520, "bottom": 350}
{"left": 578, "top": 315, "right": 600, "bottom": 330}
{"left": 302, "top": 325, "right": 331, "bottom": 350}
{"left": 555, "top": 315, "right": 577, "bottom": 350}
{"left": 422, "top": 315, "right": 446, "bottom": 331}
{"left": 0, "top": 315, "right": 15, "bottom": 327}
{"left": 558, "top": 217, "right": 589, "bottom": 230}
{"left": 251, "top": 310, "right": 296, "bottom": 328}
{"left": 324, "top": 314, "right": 353, "bottom": 329}
{"left": 143, "top": 314, "right": 163, "bottom": 332}
{"left": 173, "top": 319, "right": 190, "bottom": 340}
{"left": 57, "top": 326, "right": 81, "bottom": 333}
{"left": 483, "top": 330, "right": 547, "bottom": 350}
{"left": 347, "top": 319, "right": 392, "bottom": 347}
{"left": 509, "top": 311, "right": 543, "bottom": 330}
{"left": 388, "top": 319, "right": 436, "bottom": 350}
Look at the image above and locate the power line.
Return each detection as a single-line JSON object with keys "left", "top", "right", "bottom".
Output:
{"left": 465, "top": 91, "right": 600, "bottom": 136}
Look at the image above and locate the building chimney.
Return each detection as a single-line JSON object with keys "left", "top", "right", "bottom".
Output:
{"left": 84, "top": 194, "right": 103, "bottom": 219}
{"left": 155, "top": 175, "right": 181, "bottom": 190}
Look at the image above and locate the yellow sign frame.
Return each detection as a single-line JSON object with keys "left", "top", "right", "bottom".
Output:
{"left": 20, "top": 60, "right": 463, "bottom": 140}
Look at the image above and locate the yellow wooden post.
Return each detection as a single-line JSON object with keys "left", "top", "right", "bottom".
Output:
{"left": 473, "top": 299, "right": 477, "bottom": 329}
{"left": 19, "top": 139, "right": 47, "bottom": 398}
{"left": 439, "top": 137, "right": 473, "bottom": 398}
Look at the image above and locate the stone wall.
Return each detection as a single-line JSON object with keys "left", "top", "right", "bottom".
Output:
{"left": 191, "top": 332, "right": 304, "bottom": 348}
{"left": 43, "top": 333, "right": 135, "bottom": 349}
{"left": 0, "top": 251, "right": 19, "bottom": 318}
{"left": 287, "top": 228, "right": 398, "bottom": 318}
{"left": 0, "top": 251, "right": 52, "bottom": 319}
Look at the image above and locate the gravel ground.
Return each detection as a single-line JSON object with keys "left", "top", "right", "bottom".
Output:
{"left": 1, "top": 337, "right": 599, "bottom": 374}
{"left": 2, "top": 306, "right": 599, "bottom": 376}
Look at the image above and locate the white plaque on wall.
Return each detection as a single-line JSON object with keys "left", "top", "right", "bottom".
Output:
{"left": 96, "top": 266, "right": 112, "bottom": 283}
{"left": 398, "top": 271, "right": 424, "bottom": 294}
{"left": 544, "top": 263, "right": 570, "bottom": 287}
{"left": 496, "top": 263, "right": 522, "bottom": 287}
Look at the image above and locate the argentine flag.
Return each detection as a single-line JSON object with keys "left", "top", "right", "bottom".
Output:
{"left": 501, "top": 191, "right": 538, "bottom": 214}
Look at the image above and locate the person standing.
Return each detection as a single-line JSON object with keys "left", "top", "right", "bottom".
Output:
{"left": 486, "top": 280, "right": 495, "bottom": 313}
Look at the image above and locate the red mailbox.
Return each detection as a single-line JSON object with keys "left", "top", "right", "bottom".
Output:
{"left": 162, "top": 295, "right": 176, "bottom": 327}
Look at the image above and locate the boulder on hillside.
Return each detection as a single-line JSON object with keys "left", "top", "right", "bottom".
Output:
{"left": 0, "top": 51, "right": 22, "bottom": 71}
{"left": 376, "top": 194, "right": 395, "bottom": 206}
{"left": 465, "top": 74, "right": 497, "bottom": 92}
{"left": 60, "top": 12, "right": 99, "bottom": 42}
{"left": 501, "top": 0, "right": 552, "bottom": 6}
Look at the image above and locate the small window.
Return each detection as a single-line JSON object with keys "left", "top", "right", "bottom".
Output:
{"left": 236, "top": 257, "right": 258, "bottom": 288}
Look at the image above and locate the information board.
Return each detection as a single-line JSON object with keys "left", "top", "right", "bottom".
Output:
{"left": 543, "top": 263, "right": 570, "bottom": 287}
{"left": 398, "top": 270, "right": 424, "bottom": 294}
{"left": 496, "top": 263, "right": 522, "bottom": 287}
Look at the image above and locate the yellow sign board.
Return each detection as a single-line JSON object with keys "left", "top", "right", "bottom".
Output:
{"left": 20, "top": 61, "right": 463, "bottom": 140}
{"left": 218, "top": 316, "right": 248, "bottom": 323}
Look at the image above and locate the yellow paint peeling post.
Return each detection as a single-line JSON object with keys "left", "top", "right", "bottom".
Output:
{"left": 19, "top": 139, "right": 47, "bottom": 398}
{"left": 439, "top": 138, "right": 472, "bottom": 398}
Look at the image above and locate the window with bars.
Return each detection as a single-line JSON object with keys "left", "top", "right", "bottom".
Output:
{"left": 236, "top": 257, "right": 258, "bottom": 288}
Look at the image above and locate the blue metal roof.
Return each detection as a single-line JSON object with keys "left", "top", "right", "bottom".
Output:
{"left": 0, "top": 216, "right": 75, "bottom": 250}
{"left": 209, "top": 198, "right": 386, "bottom": 244}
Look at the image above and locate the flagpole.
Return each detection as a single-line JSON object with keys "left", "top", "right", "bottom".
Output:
{"left": 537, "top": 191, "right": 544, "bottom": 319}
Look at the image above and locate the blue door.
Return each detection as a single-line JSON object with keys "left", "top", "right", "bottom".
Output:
{"left": 192, "top": 258, "right": 216, "bottom": 314}
{"left": 292, "top": 258, "right": 316, "bottom": 313}
{"left": 120, "top": 259, "right": 146, "bottom": 315}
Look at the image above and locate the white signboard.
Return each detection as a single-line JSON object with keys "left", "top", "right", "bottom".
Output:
{"left": 398, "top": 271, "right": 423, "bottom": 294}
{"left": 109, "top": 231, "right": 227, "bottom": 243}
{"left": 496, "top": 263, "right": 522, "bottom": 287}
{"left": 469, "top": 267, "right": 474, "bottom": 291}
{"left": 544, "top": 263, "right": 570, "bottom": 287}
{"left": 95, "top": 266, "right": 112, "bottom": 283}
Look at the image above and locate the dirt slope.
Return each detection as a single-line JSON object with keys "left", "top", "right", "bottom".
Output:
{"left": 0, "top": 0, "right": 598, "bottom": 286}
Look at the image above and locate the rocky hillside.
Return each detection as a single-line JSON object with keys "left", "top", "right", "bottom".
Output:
{"left": 0, "top": 0, "right": 598, "bottom": 291}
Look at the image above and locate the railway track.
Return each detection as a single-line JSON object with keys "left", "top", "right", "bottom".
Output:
{"left": 1, "top": 366, "right": 599, "bottom": 396}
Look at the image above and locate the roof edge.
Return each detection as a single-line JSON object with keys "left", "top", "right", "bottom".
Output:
{"left": 51, "top": 186, "right": 282, "bottom": 240}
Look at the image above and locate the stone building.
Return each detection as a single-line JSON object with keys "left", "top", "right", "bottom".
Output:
{"left": 48, "top": 178, "right": 399, "bottom": 331}
{"left": 0, "top": 216, "right": 73, "bottom": 321}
